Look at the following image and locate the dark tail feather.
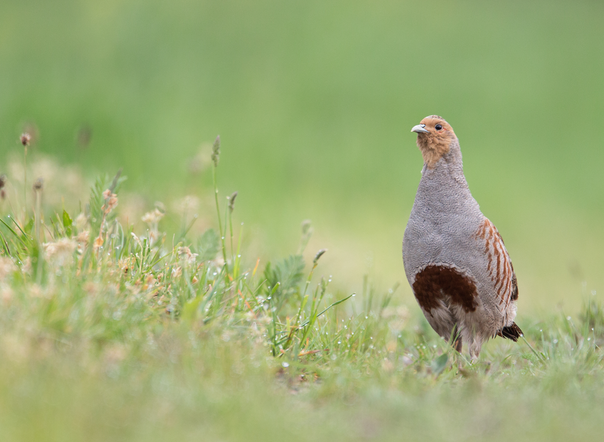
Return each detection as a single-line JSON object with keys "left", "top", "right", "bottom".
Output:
{"left": 497, "top": 322, "right": 524, "bottom": 342}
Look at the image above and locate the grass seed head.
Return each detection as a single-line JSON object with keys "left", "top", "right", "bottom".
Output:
{"left": 0, "top": 174, "right": 6, "bottom": 200}
{"left": 33, "top": 177, "right": 44, "bottom": 191}
{"left": 301, "top": 220, "right": 312, "bottom": 236}
{"left": 228, "top": 191, "right": 238, "bottom": 213}
{"left": 20, "top": 133, "right": 31, "bottom": 147}
{"left": 211, "top": 135, "right": 221, "bottom": 166}
{"left": 101, "top": 189, "right": 118, "bottom": 214}
{"left": 76, "top": 125, "right": 92, "bottom": 149}
{"left": 313, "top": 248, "right": 327, "bottom": 265}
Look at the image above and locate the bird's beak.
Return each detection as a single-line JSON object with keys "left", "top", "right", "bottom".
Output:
{"left": 411, "top": 124, "right": 429, "bottom": 134}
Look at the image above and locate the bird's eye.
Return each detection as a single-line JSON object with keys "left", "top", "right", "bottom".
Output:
{"left": 435, "top": 124, "right": 443, "bottom": 131}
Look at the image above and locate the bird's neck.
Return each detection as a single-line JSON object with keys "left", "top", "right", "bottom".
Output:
{"left": 411, "top": 139, "right": 482, "bottom": 230}
{"left": 420, "top": 140, "right": 468, "bottom": 188}
{"left": 413, "top": 139, "right": 481, "bottom": 218}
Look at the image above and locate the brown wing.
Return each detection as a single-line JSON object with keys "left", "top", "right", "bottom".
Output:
{"left": 474, "top": 218, "right": 518, "bottom": 308}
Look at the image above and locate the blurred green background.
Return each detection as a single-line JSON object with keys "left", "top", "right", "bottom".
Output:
{"left": 1, "top": 0, "right": 603, "bottom": 312}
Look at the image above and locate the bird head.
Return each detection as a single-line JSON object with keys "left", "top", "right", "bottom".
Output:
{"left": 411, "top": 115, "right": 457, "bottom": 168}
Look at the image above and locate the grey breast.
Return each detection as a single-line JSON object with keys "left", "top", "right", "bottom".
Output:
{"left": 403, "top": 150, "right": 485, "bottom": 286}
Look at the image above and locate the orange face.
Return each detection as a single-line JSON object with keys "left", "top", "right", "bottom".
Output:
{"left": 411, "top": 115, "right": 457, "bottom": 168}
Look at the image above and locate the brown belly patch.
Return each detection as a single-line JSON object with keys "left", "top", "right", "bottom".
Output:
{"left": 412, "top": 265, "right": 478, "bottom": 313}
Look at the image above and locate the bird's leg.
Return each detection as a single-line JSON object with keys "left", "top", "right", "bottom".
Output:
{"left": 447, "top": 324, "right": 463, "bottom": 353}
{"left": 449, "top": 329, "right": 467, "bottom": 370}
{"left": 454, "top": 336, "right": 463, "bottom": 353}
{"left": 469, "top": 340, "right": 482, "bottom": 362}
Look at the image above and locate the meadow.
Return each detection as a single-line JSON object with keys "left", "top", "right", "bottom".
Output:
{"left": 1, "top": 151, "right": 604, "bottom": 441}
{"left": 2, "top": 0, "right": 604, "bottom": 440}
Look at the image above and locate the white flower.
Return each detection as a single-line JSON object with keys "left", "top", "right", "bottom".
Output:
{"left": 0, "top": 257, "right": 16, "bottom": 279}
{"left": 75, "top": 213, "right": 88, "bottom": 230}
{"left": 142, "top": 208, "right": 164, "bottom": 225}
{"left": 178, "top": 246, "right": 198, "bottom": 265}
{"left": 44, "top": 238, "right": 77, "bottom": 266}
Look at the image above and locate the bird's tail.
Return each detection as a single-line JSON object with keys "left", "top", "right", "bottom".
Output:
{"left": 497, "top": 322, "right": 523, "bottom": 342}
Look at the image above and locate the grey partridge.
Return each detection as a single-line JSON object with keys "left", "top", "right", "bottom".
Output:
{"left": 403, "top": 115, "right": 522, "bottom": 359}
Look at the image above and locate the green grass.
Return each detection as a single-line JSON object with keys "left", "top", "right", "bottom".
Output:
{"left": 1, "top": 153, "right": 604, "bottom": 441}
